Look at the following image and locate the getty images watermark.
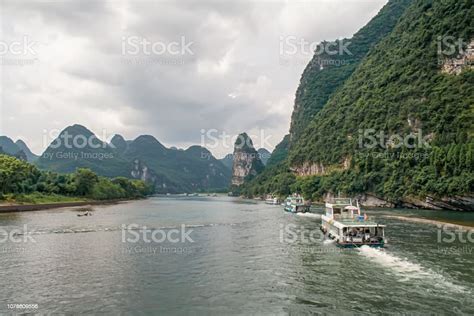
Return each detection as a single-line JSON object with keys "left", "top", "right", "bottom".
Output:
{"left": 121, "top": 224, "right": 194, "bottom": 255}
{"left": 358, "top": 129, "right": 431, "bottom": 149}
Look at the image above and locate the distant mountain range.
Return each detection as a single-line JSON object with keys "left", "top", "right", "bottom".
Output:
{"left": 0, "top": 124, "right": 231, "bottom": 193}
{"left": 0, "top": 136, "right": 39, "bottom": 162}
{"left": 1, "top": 125, "right": 273, "bottom": 193}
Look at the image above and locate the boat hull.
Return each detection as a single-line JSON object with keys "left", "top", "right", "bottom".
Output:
{"left": 284, "top": 206, "right": 296, "bottom": 213}
{"left": 336, "top": 242, "right": 385, "bottom": 248}
{"left": 284, "top": 206, "right": 309, "bottom": 213}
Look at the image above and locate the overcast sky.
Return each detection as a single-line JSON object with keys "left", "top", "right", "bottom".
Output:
{"left": 0, "top": 0, "right": 387, "bottom": 158}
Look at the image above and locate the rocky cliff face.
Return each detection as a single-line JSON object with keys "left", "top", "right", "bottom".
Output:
{"left": 130, "top": 159, "right": 180, "bottom": 193}
{"left": 322, "top": 192, "right": 474, "bottom": 211}
{"left": 231, "top": 133, "right": 264, "bottom": 186}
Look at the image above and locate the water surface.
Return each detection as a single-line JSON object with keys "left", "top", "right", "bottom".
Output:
{"left": 0, "top": 196, "right": 473, "bottom": 314}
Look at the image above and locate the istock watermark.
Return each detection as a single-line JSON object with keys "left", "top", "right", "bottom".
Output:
{"left": 279, "top": 36, "right": 352, "bottom": 68}
{"left": 437, "top": 36, "right": 471, "bottom": 59}
{"left": 279, "top": 36, "right": 352, "bottom": 57}
{"left": 0, "top": 36, "right": 38, "bottom": 56}
{"left": 121, "top": 224, "right": 194, "bottom": 243}
{"left": 437, "top": 224, "right": 474, "bottom": 255}
{"left": 0, "top": 35, "right": 39, "bottom": 66}
{"left": 358, "top": 129, "right": 431, "bottom": 149}
{"left": 42, "top": 128, "right": 116, "bottom": 150}
{"left": 279, "top": 224, "right": 325, "bottom": 244}
{"left": 200, "top": 129, "right": 273, "bottom": 151}
{"left": 121, "top": 36, "right": 194, "bottom": 56}
{"left": 0, "top": 225, "right": 36, "bottom": 243}
{"left": 437, "top": 224, "right": 474, "bottom": 244}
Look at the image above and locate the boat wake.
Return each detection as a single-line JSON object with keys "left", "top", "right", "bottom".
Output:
{"left": 358, "top": 246, "right": 468, "bottom": 293}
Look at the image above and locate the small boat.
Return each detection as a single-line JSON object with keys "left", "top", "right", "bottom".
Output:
{"left": 265, "top": 195, "right": 279, "bottom": 205}
{"left": 77, "top": 210, "right": 92, "bottom": 217}
{"left": 321, "top": 198, "right": 386, "bottom": 248}
{"left": 283, "top": 195, "right": 309, "bottom": 213}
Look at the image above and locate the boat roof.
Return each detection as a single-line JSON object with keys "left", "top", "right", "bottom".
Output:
{"left": 326, "top": 202, "right": 352, "bottom": 208}
{"left": 344, "top": 206, "right": 359, "bottom": 210}
{"left": 333, "top": 219, "right": 386, "bottom": 229}
{"left": 326, "top": 197, "right": 352, "bottom": 204}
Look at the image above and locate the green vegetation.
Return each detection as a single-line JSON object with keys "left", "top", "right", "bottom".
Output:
{"left": 7, "top": 193, "right": 86, "bottom": 204}
{"left": 0, "top": 154, "right": 152, "bottom": 204}
{"left": 291, "top": 0, "right": 473, "bottom": 166}
{"left": 36, "top": 124, "right": 131, "bottom": 178}
{"left": 243, "top": 0, "right": 474, "bottom": 206}
{"left": 36, "top": 125, "right": 231, "bottom": 193}
{"left": 266, "top": 135, "right": 290, "bottom": 167}
{"left": 289, "top": 0, "right": 412, "bottom": 142}
{"left": 0, "top": 136, "right": 30, "bottom": 162}
{"left": 240, "top": 161, "right": 295, "bottom": 198}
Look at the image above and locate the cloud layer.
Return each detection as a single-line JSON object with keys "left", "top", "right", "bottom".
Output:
{"left": 0, "top": 0, "right": 387, "bottom": 157}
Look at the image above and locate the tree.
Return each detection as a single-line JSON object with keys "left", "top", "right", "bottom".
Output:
{"left": 74, "top": 168, "right": 99, "bottom": 196}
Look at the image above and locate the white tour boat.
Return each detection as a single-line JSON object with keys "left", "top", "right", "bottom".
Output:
{"left": 284, "top": 195, "right": 310, "bottom": 213}
{"left": 265, "top": 195, "right": 279, "bottom": 205}
{"left": 321, "top": 198, "right": 386, "bottom": 248}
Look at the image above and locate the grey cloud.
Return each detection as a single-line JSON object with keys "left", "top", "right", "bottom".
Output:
{"left": 1, "top": 0, "right": 388, "bottom": 157}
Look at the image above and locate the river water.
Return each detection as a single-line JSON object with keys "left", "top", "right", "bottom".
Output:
{"left": 0, "top": 196, "right": 473, "bottom": 314}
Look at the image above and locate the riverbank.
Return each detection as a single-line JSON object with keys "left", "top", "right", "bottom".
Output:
{"left": 0, "top": 199, "right": 133, "bottom": 213}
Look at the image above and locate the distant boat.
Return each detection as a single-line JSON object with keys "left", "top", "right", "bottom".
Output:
{"left": 77, "top": 210, "right": 92, "bottom": 217}
{"left": 321, "top": 198, "right": 386, "bottom": 248}
{"left": 283, "top": 195, "right": 309, "bottom": 213}
{"left": 265, "top": 196, "right": 279, "bottom": 205}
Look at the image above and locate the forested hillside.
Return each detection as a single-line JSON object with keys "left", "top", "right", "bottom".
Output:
{"left": 243, "top": 0, "right": 474, "bottom": 210}
{"left": 36, "top": 125, "right": 231, "bottom": 193}
{"left": 289, "top": 0, "right": 412, "bottom": 142}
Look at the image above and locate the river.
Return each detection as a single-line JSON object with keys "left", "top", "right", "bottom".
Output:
{"left": 0, "top": 196, "right": 473, "bottom": 314}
